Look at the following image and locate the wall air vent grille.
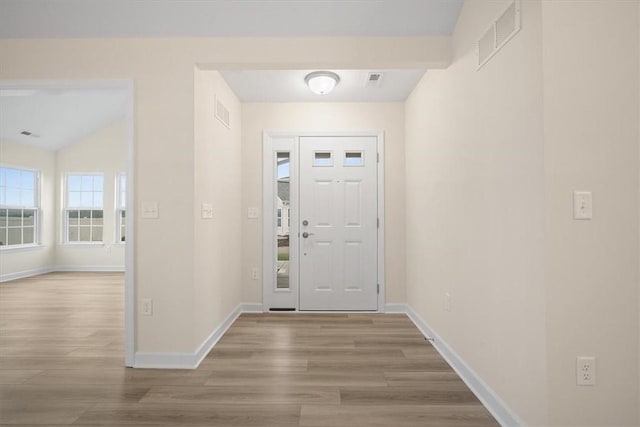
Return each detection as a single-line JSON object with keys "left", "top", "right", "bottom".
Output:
{"left": 215, "top": 96, "right": 230, "bottom": 128}
{"left": 477, "top": 0, "right": 521, "bottom": 70}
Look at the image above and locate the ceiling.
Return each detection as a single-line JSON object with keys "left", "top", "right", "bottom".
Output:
{"left": 0, "top": 89, "right": 127, "bottom": 151}
{"left": 0, "top": 0, "right": 463, "bottom": 38}
{"left": 0, "top": 1, "right": 463, "bottom": 147}
{"left": 220, "top": 69, "right": 426, "bottom": 102}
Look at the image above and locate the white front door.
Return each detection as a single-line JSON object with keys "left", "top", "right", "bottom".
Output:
{"left": 298, "top": 136, "right": 378, "bottom": 311}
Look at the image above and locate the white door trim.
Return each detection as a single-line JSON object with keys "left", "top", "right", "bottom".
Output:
{"left": 262, "top": 131, "right": 385, "bottom": 312}
{"left": 0, "top": 79, "right": 136, "bottom": 367}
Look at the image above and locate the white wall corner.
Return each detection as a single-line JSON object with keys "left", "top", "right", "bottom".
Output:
{"left": 384, "top": 303, "right": 408, "bottom": 313}
{"left": 405, "top": 305, "right": 527, "bottom": 427}
{"left": 0, "top": 266, "right": 55, "bottom": 283}
{"left": 134, "top": 303, "right": 243, "bottom": 369}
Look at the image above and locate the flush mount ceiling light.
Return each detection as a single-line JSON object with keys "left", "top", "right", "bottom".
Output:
{"left": 304, "top": 71, "right": 340, "bottom": 95}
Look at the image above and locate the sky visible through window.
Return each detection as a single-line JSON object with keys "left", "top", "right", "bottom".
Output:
{"left": 0, "top": 167, "right": 36, "bottom": 207}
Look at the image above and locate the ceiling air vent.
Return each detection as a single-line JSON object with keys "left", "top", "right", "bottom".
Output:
{"left": 477, "top": 0, "right": 521, "bottom": 70}
{"left": 215, "top": 95, "right": 230, "bottom": 129}
{"left": 365, "top": 72, "right": 384, "bottom": 88}
{"left": 20, "top": 130, "right": 39, "bottom": 138}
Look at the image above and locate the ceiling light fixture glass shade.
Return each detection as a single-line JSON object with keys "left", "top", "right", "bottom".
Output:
{"left": 305, "top": 71, "right": 340, "bottom": 95}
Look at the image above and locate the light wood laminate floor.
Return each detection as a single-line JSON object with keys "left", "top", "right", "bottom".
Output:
{"left": 0, "top": 272, "right": 499, "bottom": 426}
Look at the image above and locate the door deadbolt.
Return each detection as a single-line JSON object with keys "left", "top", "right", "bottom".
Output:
{"left": 302, "top": 232, "right": 315, "bottom": 238}
{"left": 302, "top": 220, "right": 309, "bottom": 226}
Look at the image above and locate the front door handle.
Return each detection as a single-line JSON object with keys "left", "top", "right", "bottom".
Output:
{"left": 302, "top": 232, "right": 315, "bottom": 239}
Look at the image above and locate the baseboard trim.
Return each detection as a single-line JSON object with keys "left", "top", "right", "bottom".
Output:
{"left": 384, "top": 303, "right": 408, "bottom": 313}
{"left": 55, "top": 265, "right": 125, "bottom": 272}
{"left": 0, "top": 266, "right": 55, "bottom": 283}
{"left": 133, "top": 303, "right": 243, "bottom": 369}
{"left": 405, "top": 305, "right": 526, "bottom": 427}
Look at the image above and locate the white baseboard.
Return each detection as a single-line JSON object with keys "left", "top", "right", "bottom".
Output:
{"left": 0, "top": 266, "right": 55, "bottom": 283}
{"left": 55, "top": 265, "right": 125, "bottom": 272}
{"left": 133, "top": 303, "right": 243, "bottom": 369}
{"left": 384, "top": 303, "right": 408, "bottom": 313}
{"left": 405, "top": 305, "right": 526, "bottom": 427}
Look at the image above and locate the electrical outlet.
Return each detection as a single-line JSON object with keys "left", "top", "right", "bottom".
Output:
{"left": 576, "top": 356, "right": 596, "bottom": 386}
{"left": 142, "top": 298, "right": 153, "bottom": 316}
{"left": 251, "top": 268, "right": 259, "bottom": 280}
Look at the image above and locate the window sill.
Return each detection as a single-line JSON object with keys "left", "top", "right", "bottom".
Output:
{"left": 61, "top": 242, "right": 105, "bottom": 248}
{"left": 0, "top": 244, "right": 45, "bottom": 253}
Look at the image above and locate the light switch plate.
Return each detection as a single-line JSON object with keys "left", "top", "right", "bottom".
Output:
{"left": 201, "top": 203, "right": 213, "bottom": 219}
{"left": 573, "top": 191, "right": 592, "bottom": 220}
{"left": 142, "top": 201, "right": 159, "bottom": 219}
{"left": 248, "top": 207, "right": 259, "bottom": 219}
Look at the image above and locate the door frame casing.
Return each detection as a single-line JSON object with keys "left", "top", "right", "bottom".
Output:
{"left": 262, "top": 131, "right": 385, "bottom": 312}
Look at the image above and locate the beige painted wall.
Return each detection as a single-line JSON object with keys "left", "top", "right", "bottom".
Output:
{"left": 405, "top": 0, "right": 548, "bottom": 424}
{"left": 406, "top": 0, "right": 640, "bottom": 425}
{"left": 542, "top": 1, "right": 639, "bottom": 425}
{"left": 55, "top": 119, "right": 127, "bottom": 268}
{"left": 0, "top": 36, "right": 444, "bottom": 353}
{"left": 241, "top": 102, "right": 406, "bottom": 305}
{"left": 193, "top": 68, "right": 242, "bottom": 346}
{"left": 0, "top": 140, "right": 56, "bottom": 277}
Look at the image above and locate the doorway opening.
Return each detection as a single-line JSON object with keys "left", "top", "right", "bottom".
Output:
{"left": 0, "top": 80, "right": 135, "bottom": 366}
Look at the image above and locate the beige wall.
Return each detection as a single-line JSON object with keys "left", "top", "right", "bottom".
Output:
{"left": 241, "top": 102, "right": 406, "bottom": 304}
{"left": 193, "top": 68, "right": 242, "bottom": 346}
{"left": 55, "top": 119, "right": 127, "bottom": 268}
{"left": 405, "top": 1, "right": 547, "bottom": 424}
{"left": 0, "top": 140, "right": 56, "bottom": 278}
{"left": 542, "top": 1, "right": 640, "bottom": 425}
{"left": 0, "top": 36, "right": 444, "bottom": 353}
{"left": 406, "top": 0, "right": 640, "bottom": 425}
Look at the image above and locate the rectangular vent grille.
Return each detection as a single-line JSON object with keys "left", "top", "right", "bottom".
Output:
{"left": 365, "top": 72, "right": 384, "bottom": 88}
{"left": 477, "top": 0, "right": 521, "bottom": 70}
{"left": 215, "top": 96, "right": 230, "bottom": 128}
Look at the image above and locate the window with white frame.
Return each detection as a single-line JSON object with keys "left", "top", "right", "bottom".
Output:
{"left": 0, "top": 166, "right": 39, "bottom": 247}
{"left": 65, "top": 174, "right": 104, "bottom": 243}
{"left": 117, "top": 173, "right": 126, "bottom": 243}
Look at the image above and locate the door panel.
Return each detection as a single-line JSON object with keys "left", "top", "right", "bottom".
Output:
{"left": 299, "top": 136, "right": 378, "bottom": 311}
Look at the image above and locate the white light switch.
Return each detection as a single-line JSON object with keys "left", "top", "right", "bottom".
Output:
{"left": 142, "top": 201, "right": 159, "bottom": 219}
{"left": 247, "top": 207, "right": 259, "bottom": 219}
{"left": 201, "top": 203, "right": 213, "bottom": 219}
{"left": 573, "top": 191, "right": 593, "bottom": 220}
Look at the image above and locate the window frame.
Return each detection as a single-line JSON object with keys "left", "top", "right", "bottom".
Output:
{"left": 116, "top": 173, "right": 126, "bottom": 244}
{"left": 0, "top": 165, "right": 41, "bottom": 250}
{"left": 63, "top": 172, "right": 105, "bottom": 245}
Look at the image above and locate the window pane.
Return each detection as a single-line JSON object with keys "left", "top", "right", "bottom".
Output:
{"left": 94, "top": 192, "right": 103, "bottom": 208}
{"left": 80, "top": 192, "right": 93, "bottom": 208}
{"left": 0, "top": 188, "right": 4, "bottom": 205}
{"left": 7, "top": 228, "right": 21, "bottom": 245}
{"left": 81, "top": 175, "right": 93, "bottom": 191}
{"left": 0, "top": 168, "right": 5, "bottom": 186}
{"left": 7, "top": 209, "right": 22, "bottom": 226}
{"left": 120, "top": 226, "right": 126, "bottom": 242}
{"left": 91, "top": 226, "right": 103, "bottom": 242}
{"left": 313, "top": 151, "right": 332, "bottom": 166}
{"left": 345, "top": 151, "right": 364, "bottom": 166}
{"left": 68, "top": 191, "right": 81, "bottom": 207}
{"left": 121, "top": 210, "right": 126, "bottom": 224}
{"left": 68, "top": 175, "right": 82, "bottom": 191}
{"left": 20, "top": 189, "right": 35, "bottom": 207}
{"left": 21, "top": 171, "right": 35, "bottom": 189}
{"left": 93, "top": 175, "right": 103, "bottom": 191}
{"left": 23, "top": 210, "right": 35, "bottom": 226}
{"left": 5, "top": 189, "right": 20, "bottom": 206}
{"left": 80, "top": 210, "right": 91, "bottom": 225}
{"left": 23, "top": 227, "right": 34, "bottom": 244}
{"left": 68, "top": 226, "right": 79, "bottom": 242}
{"left": 0, "top": 209, "right": 6, "bottom": 226}
{"left": 92, "top": 210, "right": 104, "bottom": 226}
{"left": 6, "top": 169, "right": 20, "bottom": 187}
{"left": 0, "top": 227, "right": 5, "bottom": 245}
{"left": 275, "top": 152, "right": 290, "bottom": 290}
{"left": 79, "top": 227, "right": 91, "bottom": 241}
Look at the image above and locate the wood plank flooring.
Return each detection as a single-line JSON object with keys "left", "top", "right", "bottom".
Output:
{"left": 0, "top": 272, "right": 500, "bottom": 426}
